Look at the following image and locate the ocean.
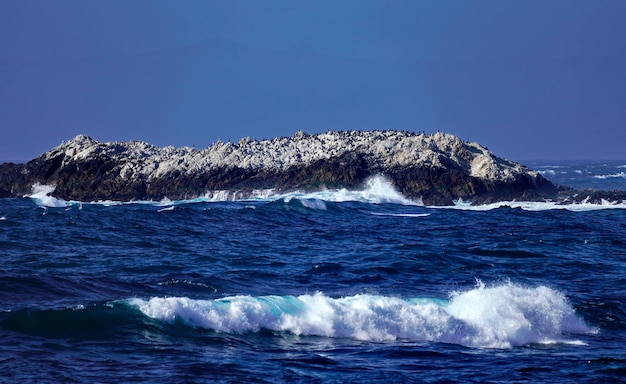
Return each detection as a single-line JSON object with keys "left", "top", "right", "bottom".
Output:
{"left": 1, "top": 160, "right": 625, "bottom": 383}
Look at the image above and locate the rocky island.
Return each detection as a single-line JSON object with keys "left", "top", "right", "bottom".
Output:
{"left": 0, "top": 130, "right": 593, "bottom": 206}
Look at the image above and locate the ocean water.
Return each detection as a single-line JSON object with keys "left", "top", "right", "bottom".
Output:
{"left": 526, "top": 159, "right": 626, "bottom": 191}
{"left": 1, "top": 162, "right": 625, "bottom": 383}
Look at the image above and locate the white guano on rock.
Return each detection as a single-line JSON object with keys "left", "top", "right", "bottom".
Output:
{"left": 48, "top": 130, "right": 537, "bottom": 183}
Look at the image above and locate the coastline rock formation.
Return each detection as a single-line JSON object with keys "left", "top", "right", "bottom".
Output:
{"left": 0, "top": 130, "right": 559, "bottom": 205}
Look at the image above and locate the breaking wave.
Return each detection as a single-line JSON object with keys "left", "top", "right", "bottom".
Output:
{"left": 448, "top": 199, "right": 626, "bottom": 212}
{"left": 25, "top": 175, "right": 420, "bottom": 208}
{"left": 277, "top": 176, "right": 417, "bottom": 205}
{"left": 26, "top": 184, "right": 68, "bottom": 208}
{"left": 24, "top": 175, "right": 625, "bottom": 212}
{"left": 128, "top": 282, "right": 594, "bottom": 349}
{"left": 593, "top": 172, "right": 626, "bottom": 180}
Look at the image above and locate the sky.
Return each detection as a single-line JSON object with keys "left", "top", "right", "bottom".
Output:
{"left": 0, "top": 0, "right": 625, "bottom": 162}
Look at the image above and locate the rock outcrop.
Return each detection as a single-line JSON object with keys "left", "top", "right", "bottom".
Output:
{"left": 0, "top": 130, "right": 559, "bottom": 205}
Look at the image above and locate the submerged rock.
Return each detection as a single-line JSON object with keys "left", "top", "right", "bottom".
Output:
{"left": 0, "top": 130, "right": 559, "bottom": 205}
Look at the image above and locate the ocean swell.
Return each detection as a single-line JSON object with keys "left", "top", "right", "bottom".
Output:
{"left": 128, "top": 282, "right": 594, "bottom": 349}
{"left": 593, "top": 172, "right": 626, "bottom": 180}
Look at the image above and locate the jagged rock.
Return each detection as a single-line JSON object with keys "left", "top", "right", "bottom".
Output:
{"left": 555, "top": 185, "right": 626, "bottom": 205}
{"left": 0, "top": 130, "right": 559, "bottom": 205}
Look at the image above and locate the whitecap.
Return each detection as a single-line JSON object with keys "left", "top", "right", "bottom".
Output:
{"left": 91, "top": 200, "right": 124, "bottom": 206}
{"left": 26, "top": 184, "right": 69, "bottom": 208}
{"left": 298, "top": 198, "right": 327, "bottom": 210}
{"left": 445, "top": 280, "right": 594, "bottom": 348}
{"left": 273, "top": 175, "right": 420, "bottom": 206}
{"left": 368, "top": 212, "right": 430, "bottom": 218}
{"left": 29, "top": 175, "right": 419, "bottom": 208}
{"left": 127, "top": 282, "right": 594, "bottom": 349}
{"left": 592, "top": 172, "right": 626, "bottom": 179}
{"left": 156, "top": 197, "right": 174, "bottom": 206}
{"left": 443, "top": 199, "right": 626, "bottom": 212}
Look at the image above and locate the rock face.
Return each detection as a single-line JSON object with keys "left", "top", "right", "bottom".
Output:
{"left": 0, "top": 130, "right": 558, "bottom": 205}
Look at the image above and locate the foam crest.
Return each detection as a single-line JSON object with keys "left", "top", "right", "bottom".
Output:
{"left": 368, "top": 212, "right": 430, "bottom": 218}
{"left": 26, "top": 184, "right": 68, "bottom": 208}
{"left": 446, "top": 200, "right": 626, "bottom": 212}
{"left": 446, "top": 281, "right": 593, "bottom": 348}
{"left": 593, "top": 172, "right": 626, "bottom": 179}
{"left": 297, "top": 198, "right": 327, "bottom": 210}
{"left": 128, "top": 282, "right": 593, "bottom": 349}
{"left": 200, "top": 190, "right": 275, "bottom": 202}
{"left": 20, "top": 176, "right": 416, "bottom": 208}
{"left": 275, "top": 175, "right": 419, "bottom": 206}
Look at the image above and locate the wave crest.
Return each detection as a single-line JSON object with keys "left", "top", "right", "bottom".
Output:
{"left": 128, "top": 282, "right": 594, "bottom": 349}
{"left": 26, "top": 184, "right": 68, "bottom": 208}
{"left": 593, "top": 172, "right": 626, "bottom": 180}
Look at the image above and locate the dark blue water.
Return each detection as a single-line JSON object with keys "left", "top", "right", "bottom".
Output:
{"left": 1, "top": 163, "right": 626, "bottom": 383}
{"left": 525, "top": 159, "right": 626, "bottom": 191}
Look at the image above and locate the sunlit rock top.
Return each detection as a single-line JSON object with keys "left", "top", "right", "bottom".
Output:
{"left": 49, "top": 130, "right": 537, "bottom": 183}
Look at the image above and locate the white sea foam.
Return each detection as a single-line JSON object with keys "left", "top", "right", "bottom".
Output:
{"left": 26, "top": 184, "right": 68, "bottom": 208}
{"left": 91, "top": 200, "right": 124, "bottom": 206}
{"left": 128, "top": 282, "right": 594, "bottom": 349}
{"left": 272, "top": 175, "right": 420, "bottom": 206}
{"left": 0, "top": 216, "right": 5, "bottom": 221}
{"left": 593, "top": 172, "right": 626, "bottom": 179}
{"left": 536, "top": 165, "right": 566, "bottom": 169}
{"left": 445, "top": 280, "right": 593, "bottom": 348}
{"left": 156, "top": 197, "right": 174, "bottom": 206}
{"left": 445, "top": 199, "right": 626, "bottom": 212}
{"left": 170, "top": 175, "right": 420, "bottom": 206}
{"left": 24, "top": 177, "right": 622, "bottom": 212}
{"left": 298, "top": 198, "right": 327, "bottom": 210}
{"left": 368, "top": 212, "right": 430, "bottom": 218}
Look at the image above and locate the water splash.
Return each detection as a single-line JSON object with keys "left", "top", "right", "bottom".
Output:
{"left": 272, "top": 175, "right": 419, "bottom": 206}
{"left": 26, "top": 184, "right": 68, "bottom": 208}
{"left": 447, "top": 199, "right": 626, "bottom": 212}
{"left": 128, "top": 282, "right": 594, "bottom": 349}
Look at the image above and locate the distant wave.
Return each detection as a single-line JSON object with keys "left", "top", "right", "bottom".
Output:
{"left": 535, "top": 165, "right": 566, "bottom": 169}
{"left": 593, "top": 172, "right": 626, "bottom": 180}
{"left": 127, "top": 281, "right": 594, "bottom": 349}
{"left": 368, "top": 212, "right": 430, "bottom": 218}
{"left": 539, "top": 169, "right": 626, "bottom": 180}
{"left": 448, "top": 199, "right": 626, "bottom": 212}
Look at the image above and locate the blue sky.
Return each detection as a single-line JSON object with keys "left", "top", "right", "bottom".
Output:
{"left": 1, "top": 0, "right": 624, "bottom": 161}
